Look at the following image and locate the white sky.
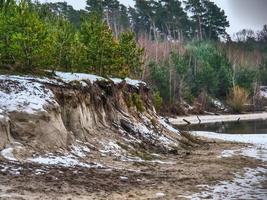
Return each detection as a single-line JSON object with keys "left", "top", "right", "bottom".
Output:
{"left": 38, "top": 0, "right": 267, "bottom": 36}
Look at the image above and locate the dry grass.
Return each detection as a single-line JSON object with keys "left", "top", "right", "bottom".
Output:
{"left": 227, "top": 86, "right": 249, "bottom": 113}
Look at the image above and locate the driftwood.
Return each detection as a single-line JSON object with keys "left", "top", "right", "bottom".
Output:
{"left": 197, "top": 116, "right": 201, "bottom": 124}
{"left": 183, "top": 119, "right": 191, "bottom": 125}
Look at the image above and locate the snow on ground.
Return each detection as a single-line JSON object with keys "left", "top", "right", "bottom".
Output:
{"left": 125, "top": 78, "right": 146, "bottom": 87}
{"left": 188, "top": 131, "right": 267, "bottom": 200}
{"left": 0, "top": 75, "right": 57, "bottom": 114}
{"left": 28, "top": 154, "right": 103, "bottom": 169}
{"left": 100, "top": 141, "right": 122, "bottom": 157}
{"left": 169, "top": 112, "right": 267, "bottom": 125}
{"left": 155, "top": 192, "right": 166, "bottom": 198}
{"left": 0, "top": 143, "right": 24, "bottom": 161}
{"left": 54, "top": 71, "right": 146, "bottom": 88}
{"left": 110, "top": 77, "right": 146, "bottom": 88}
{"left": 71, "top": 143, "right": 90, "bottom": 158}
{"left": 193, "top": 131, "right": 267, "bottom": 147}
{"left": 54, "top": 71, "right": 105, "bottom": 84}
{"left": 135, "top": 122, "right": 177, "bottom": 147}
{"left": 1, "top": 147, "right": 17, "bottom": 161}
{"left": 260, "top": 86, "right": 267, "bottom": 98}
{"left": 192, "top": 131, "right": 267, "bottom": 145}
{"left": 109, "top": 78, "right": 122, "bottom": 84}
{"left": 210, "top": 98, "right": 226, "bottom": 110}
{"left": 185, "top": 167, "right": 267, "bottom": 200}
{"left": 0, "top": 163, "right": 22, "bottom": 175}
{"left": 159, "top": 117, "right": 179, "bottom": 134}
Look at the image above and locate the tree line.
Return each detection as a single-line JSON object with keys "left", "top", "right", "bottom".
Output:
{"left": 85, "top": 0, "right": 229, "bottom": 41}
{"left": 0, "top": 0, "right": 230, "bottom": 77}
{"left": 1, "top": 0, "right": 267, "bottom": 113}
{"left": 0, "top": 0, "right": 143, "bottom": 78}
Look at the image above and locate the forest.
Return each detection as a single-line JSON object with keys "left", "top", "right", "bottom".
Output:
{"left": 0, "top": 0, "right": 267, "bottom": 114}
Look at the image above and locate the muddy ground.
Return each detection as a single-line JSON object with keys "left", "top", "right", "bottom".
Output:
{"left": 0, "top": 141, "right": 265, "bottom": 200}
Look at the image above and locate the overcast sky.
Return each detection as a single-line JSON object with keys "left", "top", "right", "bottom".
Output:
{"left": 39, "top": 0, "right": 267, "bottom": 36}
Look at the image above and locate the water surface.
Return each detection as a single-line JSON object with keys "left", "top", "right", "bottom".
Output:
{"left": 177, "top": 119, "right": 267, "bottom": 134}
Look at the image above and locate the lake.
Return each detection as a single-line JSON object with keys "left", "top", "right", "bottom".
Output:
{"left": 176, "top": 119, "right": 267, "bottom": 135}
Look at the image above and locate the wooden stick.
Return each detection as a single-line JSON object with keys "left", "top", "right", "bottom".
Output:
{"left": 197, "top": 116, "right": 201, "bottom": 124}
{"left": 183, "top": 119, "right": 191, "bottom": 125}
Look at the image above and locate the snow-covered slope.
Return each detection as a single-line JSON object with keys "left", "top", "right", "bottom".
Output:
{"left": 0, "top": 75, "right": 58, "bottom": 114}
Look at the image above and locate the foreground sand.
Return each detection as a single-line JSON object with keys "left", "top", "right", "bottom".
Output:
{"left": 0, "top": 140, "right": 265, "bottom": 200}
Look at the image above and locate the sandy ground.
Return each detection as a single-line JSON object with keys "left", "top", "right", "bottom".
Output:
{"left": 0, "top": 141, "right": 265, "bottom": 200}
{"left": 169, "top": 112, "right": 267, "bottom": 125}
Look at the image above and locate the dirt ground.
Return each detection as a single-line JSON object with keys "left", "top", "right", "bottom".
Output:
{"left": 0, "top": 141, "right": 265, "bottom": 200}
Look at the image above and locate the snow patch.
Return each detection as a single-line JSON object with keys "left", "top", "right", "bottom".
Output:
{"left": 210, "top": 98, "right": 225, "bottom": 110}
{"left": 259, "top": 86, "right": 267, "bottom": 98}
{"left": 159, "top": 117, "right": 179, "bottom": 133}
{"left": 156, "top": 192, "right": 166, "bottom": 198}
{"left": 125, "top": 78, "right": 146, "bottom": 87}
{"left": 0, "top": 164, "right": 22, "bottom": 175}
{"left": 220, "top": 146, "right": 267, "bottom": 162}
{"left": 119, "top": 176, "right": 128, "bottom": 181}
{"left": 192, "top": 131, "right": 267, "bottom": 145}
{"left": 28, "top": 154, "right": 103, "bottom": 169}
{"left": 100, "top": 141, "right": 122, "bottom": 156}
{"left": 110, "top": 77, "right": 146, "bottom": 88}
{"left": 54, "top": 71, "right": 105, "bottom": 84}
{"left": 71, "top": 144, "right": 90, "bottom": 157}
{"left": 189, "top": 131, "right": 267, "bottom": 199}
{"left": 0, "top": 75, "right": 57, "bottom": 114}
{"left": 189, "top": 167, "right": 267, "bottom": 200}
{"left": 0, "top": 144, "right": 23, "bottom": 161}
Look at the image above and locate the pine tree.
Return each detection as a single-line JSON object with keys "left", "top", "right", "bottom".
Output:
{"left": 119, "top": 4, "right": 130, "bottom": 31}
{"left": 203, "top": 0, "right": 229, "bottom": 40}
{"left": 186, "top": 0, "right": 229, "bottom": 41}
{"left": 80, "top": 14, "right": 118, "bottom": 76}
{"left": 156, "top": 0, "right": 189, "bottom": 40}
{"left": 86, "top": 0, "right": 104, "bottom": 17}
{"left": 185, "top": 0, "right": 206, "bottom": 40}
{"left": 118, "top": 31, "right": 144, "bottom": 78}
{"left": 0, "top": 0, "right": 51, "bottom": 71}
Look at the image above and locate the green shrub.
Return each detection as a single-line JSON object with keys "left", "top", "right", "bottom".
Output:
{"left": 153, "top": 91, "right": 163, "bottom": 112}
{"left": 125, "top": 93, "right": 133, "bottom": 108}
{"left": 236, "top": 68, "right": 258, "bottom": 91}
{"left": 132, "top": 93, "right": 144, "bottom": 113}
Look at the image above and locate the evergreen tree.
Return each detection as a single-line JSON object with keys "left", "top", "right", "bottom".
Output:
{"left": 134, "top": 0, "right": 157, "bottom": 39}
{"left": 185, "top": 0, "right": 206, "bottom": 40}
{"left": 39, "top": 2, "right": 82, "bottom": 27}
{"left": 80, "top": 14, "right": 118, "bottom": 76}
{"left": 118, "top": 31, "right": 144, "bottom": 78}
{"left": 186, "top": 0, "right": 229, "bottom": 40}
{"left": 119, "top": 4, "right": 130, "bottom": 31}
{"left": 86, "top": 0, "right": 104, "bottom": 17}
{"left": 156, "top": 0, "right": 189, "bottom": 40}
{"left": 0, "top": 0, "right": 50, "bottom": 71}
{"left": 203, "top": 0, "right": 229, "bottom": 40}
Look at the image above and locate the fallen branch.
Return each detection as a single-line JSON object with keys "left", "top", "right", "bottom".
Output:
{"left": 197, "top": 116, "right": 201, "bottom": 124}
{"left": 183, "top": 119, "right": 191, "bottom": 125}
